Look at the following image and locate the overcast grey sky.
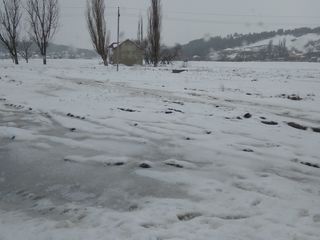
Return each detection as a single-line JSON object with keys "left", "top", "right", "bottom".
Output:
{"left": 56, "top": 0, "right": 320, "bottom": 49}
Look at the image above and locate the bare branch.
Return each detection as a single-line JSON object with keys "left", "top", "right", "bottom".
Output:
{"left": 26, "top": 0, "right": 59, "bottom": 65}
{"left": 86, "top": 0, "right": 109, "bottom": 66}
{"left": 18, "top": 38, "right": 34, "bottom": 63}
{"left": 0, "top": 0, "right": 22, "bottom": 64}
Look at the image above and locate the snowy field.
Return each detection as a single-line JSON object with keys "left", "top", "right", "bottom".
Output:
{"left": 0, "top": 59, "right": 320, "bottom": 240}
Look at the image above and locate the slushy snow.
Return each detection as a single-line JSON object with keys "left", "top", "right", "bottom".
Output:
{"left": 0, "top": 59, "right": 320, "bottom": 240}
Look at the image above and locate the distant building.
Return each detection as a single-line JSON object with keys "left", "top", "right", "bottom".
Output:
{"left": 110, "top": 39, "right": 144, "bottom": 66}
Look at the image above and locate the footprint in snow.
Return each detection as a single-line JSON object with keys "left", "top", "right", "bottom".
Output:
{"left": 243, "top": 113, "right": 252, "bottom": 118}
{"left": 67, "top": 113, "right": 85, "bottom": 120}
{"left": 118, "top": 108, "right": 140, "bottom": 113}
{"left": 4, "top": 103, "right": 24, "bottom": 110}
{"left": 300, "top": 162, "right": 320, "bottom": 169}
{"left": 287, "top": 122, "right": 308, "bottom": 131}
{"left": 312, "top": 127, "right": 320, "bottom": 133}
{"left": 167, "top": 108, "right": 184, "bottom": 113}
{"left": 139, "top": 162, "right": 152, "bottom": 169}
{"left": 261, "top": 120, "right": 278, "bottom": 125}
{"left": 286, "top": 122, "right": 320, "bottom": 133}
{"left": 162, "top": 100, "right": 184, "bottom": 106}
{"left": 251, "top": 199, "right": 262, "bottom": 206}
{"left": 163, "top": 159, "right": 197, "bottom": 169}
{"left": 215, "top": 214, "right": 250, "bottom": 220}
{"left": 177, "top": 212, "right": 202, "bottom": 221}
{"left": 243, "top": 149, "right": 254, "bottom": 153}
{"left": 164, "top": 110, "right": 173, "bottom": 114}
{"left": 313, "top": 214, "right": 320, "bottom": 223}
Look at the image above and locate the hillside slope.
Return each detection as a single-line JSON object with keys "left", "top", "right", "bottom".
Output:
{"left": 241, "top": 33, "right": 320, "bottom": 53}
{"left": 215, "top": 33, "right": 320, "bottom": 62}
{"left": 180, "top": 27, "right": 320, "bottom": 61}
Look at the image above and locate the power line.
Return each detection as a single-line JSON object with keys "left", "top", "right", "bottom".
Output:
{"left": 59, "top": 5, "right": 320, "bottom": 27}
{"left": 119, "top": 6, "right": 320, "bottom": 19}
{"left": 61, "top": 6, "right": 320, "bottom": 20}
{"left": 99, "top": 12, "right": 320, "bottom": 27}
{"left": 60, "top": 12, "right": 320, "bottom": 27}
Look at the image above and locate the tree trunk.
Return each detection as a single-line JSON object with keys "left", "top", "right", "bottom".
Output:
{"left": 103, "top": 56, "right": 108, "bottom": 66}
{"left": 43, "top": 49, "right": 47, "bottom": 65}
{"left": 147, "top": 0, "right": 161, "bottom": 67}
{"left": 14, "top": 55, "right": 19, "bottom": 65}
{"left": 13, "top": 47, "right": 19, "bottom": 64}
{"left": 0, "top": 0, "right": 22, "bottom": 65}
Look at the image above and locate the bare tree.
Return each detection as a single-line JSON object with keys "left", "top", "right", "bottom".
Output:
{"left": 147, "top": 0, "right": 161, "bottom": 67}
{"left": 160, "top": 44, "right": 181, "bottom": 64}
{"left": 86, "top": 0, "right": 109, "bottom": 66}
{"left": 26, "top": 0, "right": 59, "bottom": 65}
{"left": 0, "top": 0, "right": 22, "bottom": 64}
{"left": 18, "top": 38, "right": 33, "bottom": 63}
{"left": 267, "top": 40, "right": 273, "bottom": 59}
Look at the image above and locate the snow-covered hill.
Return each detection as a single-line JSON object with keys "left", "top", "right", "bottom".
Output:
{"left": 244, "top": 33, "right": 320, "bottom": 53}
{"left": 211, "top": 33, "right": 320, "bottom": 61}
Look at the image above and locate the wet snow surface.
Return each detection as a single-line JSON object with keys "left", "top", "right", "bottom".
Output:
{"left": 0, "top": 60, "right": 320, "bottom": 240}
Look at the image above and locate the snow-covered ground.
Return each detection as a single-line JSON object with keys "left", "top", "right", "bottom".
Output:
{"left": 0, "top": 59, "right": 320, "bottom": 240}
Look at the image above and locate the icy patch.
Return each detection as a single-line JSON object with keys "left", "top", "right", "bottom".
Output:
{"left": 0, "top": 126, "right": 37, "bottom": 141}
{"left": 33, "top": 142, "right": 52, "bottom": 149}
{"left": 63, "top": 155, "right": 131, "bottom": 166}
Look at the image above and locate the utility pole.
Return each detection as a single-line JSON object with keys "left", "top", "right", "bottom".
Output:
{"left": 117, "top": 6, "right": 120, "bottom": 72}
